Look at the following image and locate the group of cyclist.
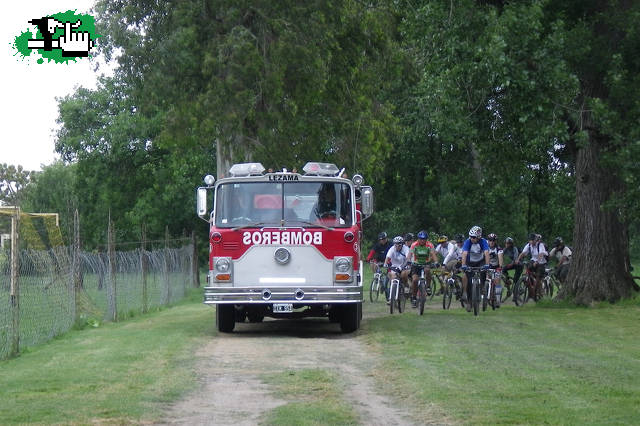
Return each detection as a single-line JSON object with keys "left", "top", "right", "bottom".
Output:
{"left": 366, "top": 226, "right": 572, "bottom": 309}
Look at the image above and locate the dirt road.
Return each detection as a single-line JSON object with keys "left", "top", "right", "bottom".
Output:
{"left": 160, "top": 308, "right": 441, "bottom": 425}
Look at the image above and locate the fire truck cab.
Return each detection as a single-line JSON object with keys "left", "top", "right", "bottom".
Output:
{"left": 197, "top": 162, "right": 373, "bottom": 333}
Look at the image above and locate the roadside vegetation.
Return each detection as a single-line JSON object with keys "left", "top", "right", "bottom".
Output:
{"left": 1, "top": 282, "right": 639, "bottom": 424}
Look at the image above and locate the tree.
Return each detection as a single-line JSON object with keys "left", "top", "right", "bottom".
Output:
{"left": 0, "top": 164, "right": 34, "bottom": 207}
{"left": 93, "top": 0, "right": 397, "bottom": 178}
{"left": 546, "top": 1, "right": 640, "bottom": 303}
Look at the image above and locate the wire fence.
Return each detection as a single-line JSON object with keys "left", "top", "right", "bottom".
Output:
{"left": 0, "top": 207, "right": 198, "bottom": 360}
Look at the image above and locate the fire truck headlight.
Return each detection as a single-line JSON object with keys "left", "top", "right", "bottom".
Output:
{"left": 215, "top": 257, "right": 230, "bottom": 273}
{"left": 203, "top": 174, "right": 215, "bottom": 186}
{"left": 352, "top": 174, "right": 364, "bottom": 187}
{"left": 335, "top": 257, "right": 351, "bottom": 273}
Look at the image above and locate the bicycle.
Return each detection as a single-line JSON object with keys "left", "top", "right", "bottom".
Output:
{"left": 415, "top": 263, "right": 438, "bottom": 315}
{"left": 542, "top": 266, "right": 561, "bottom": 298}
{"left": 483, "top": 269, "right": 501, "bottom": 311}
{"left": 513, "top": 261, "right": 545, "bottom": 306}
{"left": 465, "top": 266, "right": 486, "bottom": 316}
{"left": 369, "top": 263, "right": 388, "bottom": 302}
{"left": 441, "top": 269, "right": 463, "bottom": 310}
{"left": 388, "top": 269, "right": 409, "bottom": 314}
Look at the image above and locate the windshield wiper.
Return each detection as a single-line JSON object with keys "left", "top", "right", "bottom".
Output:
{"left": 231, "top": 222, "right": 265, "bottom": 231}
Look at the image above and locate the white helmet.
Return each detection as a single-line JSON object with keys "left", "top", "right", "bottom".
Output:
{"left": 468, "top": 226, "right": 482, "bottom": 238}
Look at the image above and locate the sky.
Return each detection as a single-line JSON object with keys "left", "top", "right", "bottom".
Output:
{"left": 1, "top": 1, "right": 109, "bottom": 171}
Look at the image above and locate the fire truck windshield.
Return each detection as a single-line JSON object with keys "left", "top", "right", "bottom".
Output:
{"left": 215, "top": 181, "right": 353, "bottom": 228}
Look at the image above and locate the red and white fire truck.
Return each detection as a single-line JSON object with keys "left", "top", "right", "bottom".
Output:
{"left": 197, "top": 162, "right": 373, "bottom": 333}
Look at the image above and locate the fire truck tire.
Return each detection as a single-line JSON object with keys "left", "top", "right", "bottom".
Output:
{"left": 340, "top": 302, "right": 361, "bottom": 333}
{"left": 216, "top": 304, "right": 235, "bottom": 333}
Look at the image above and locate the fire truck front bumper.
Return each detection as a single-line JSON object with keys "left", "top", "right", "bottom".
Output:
{"left": 203, "top": 285, "right": 363, "bottom": 304}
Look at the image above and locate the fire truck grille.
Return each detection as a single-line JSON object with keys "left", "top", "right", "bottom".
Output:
{"left": 222, "top": 242, "right": 240, "bottom": 250}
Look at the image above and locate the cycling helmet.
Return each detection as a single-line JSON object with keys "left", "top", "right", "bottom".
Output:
{"left": 553, "top": 236, "right": 564, "bottom": 247}
{"left": 528, "top": 233, "right": 542, "bottom": 242}
{"left": 405, "top": 232, "right": 415, "bottom": 242}
{"left": 417, "top": 230, "right": 428, "bottom": 240}
{"left": 504, "top": 237, "right": 514, "bottom": 244}
{"left": 487, "top": 233, "right": 497, "bottom": 241}
{"left": 392, "top": 235, "right": 404, "bottom": 244}
{"left": 468, "top": 226, "right": 482, "bottom": 238}
{"left": 455, "top": 234, "right": 465, "bottom": 243}
{"left": 378, "top": 231, "right": 388, "bottom": 240}
{"left": 437, "top": 235, "right": 447, "bottom": 243}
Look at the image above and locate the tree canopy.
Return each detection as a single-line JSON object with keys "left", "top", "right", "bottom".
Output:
{"left": 13, "top": 0, "right": 639, "bottom": 304}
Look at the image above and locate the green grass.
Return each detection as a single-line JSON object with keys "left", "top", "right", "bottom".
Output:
{"left": 363, "top": 284, "right": 640, "bottom": 424}
{"left": 0, "top": 289, "right": 212, "bottom": 424}
{"left": 261, "top": 369, "right": 358, "bottom": 426}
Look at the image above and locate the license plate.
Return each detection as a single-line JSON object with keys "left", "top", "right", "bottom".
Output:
{"left": 273, "top": 303, "right": 293, "bottom": 313}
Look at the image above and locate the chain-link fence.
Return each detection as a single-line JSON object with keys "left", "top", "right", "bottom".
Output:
{"left": 0, "top": 243, "right": 195, "bottom": 360}
{"left": 1, "top": 207, "right": 198, "bottom": 360}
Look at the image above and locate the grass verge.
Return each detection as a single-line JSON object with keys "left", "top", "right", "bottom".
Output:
{"left": 363, "top": 286, "right": 640, "bottom": 425}
{"left": 0, "top": 288, "right": 212, "bottom": 424}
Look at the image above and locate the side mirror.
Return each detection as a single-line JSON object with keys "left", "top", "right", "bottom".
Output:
{"left": 197, "top": 187, "right": 209, "bottom": 219}
{"left": 361, "top": 186, "right": 373, "bottom": 218}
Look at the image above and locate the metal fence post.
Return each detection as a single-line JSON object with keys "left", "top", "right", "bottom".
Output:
{"left": 141, "top": 225, "right": 148, "bottom": 314}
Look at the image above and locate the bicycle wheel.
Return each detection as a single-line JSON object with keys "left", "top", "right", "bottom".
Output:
{"left": 500, "top": 275, "right": 512, "bottom": 303}
{"left": 396, "top": 285, "right": 403, "bottom": 313}
{"left": 545, "top": 276, "right": 554, "bottom": 298}
{"left": 389, "top": 282, "right": 396, "bottom": 314}
{"left": 514, "top": 277, "right": 529, "bottom": 306}
{"left": 442, "top": 280, "right": 453, "bottom": 310}
{"left": 427, "top": 278, "right": 436, "bottom": 301}
{"left": 472, "top": 277, "right": 480, "bottom": 316}
{"left": 369, "top": 277, "right": 379, "bottom": 302}
{"left": 482, "top": 280, "right": 489, "bottom": 312}
{"left": 418, "top": 281, "right": 426, "bottom": 315}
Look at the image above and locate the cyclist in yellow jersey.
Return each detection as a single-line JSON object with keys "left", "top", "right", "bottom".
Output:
{"left": 409, "top": 230, "right": 438, "bottom": 307}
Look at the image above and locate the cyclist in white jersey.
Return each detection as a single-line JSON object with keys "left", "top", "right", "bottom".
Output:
{"left": 443, "top": 234, "right": 464, "bottom": 271}
{"left": 486, "top": 233, "right": 504, "bottom": 307}
{"left": 385, "top": 235, "right": 411, "bottom": 295}
{"left": 516, "top": 233, "right": 548, "bottom": 300}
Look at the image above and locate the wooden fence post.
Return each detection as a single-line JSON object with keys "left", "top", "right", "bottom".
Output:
{"left": 191, "top": 230, "right": 199, "bottom": 288}
{"left": 164, "top": 226, "right": 170, "bottom": 304}
{"left": 10, "top": 208, "right": 20, "bottom": 357}
{"left": 107, "top": 212, "right": 117, "bottom": 321}
{"left": 141, "top": 224, "right": 148, "bottom": 314}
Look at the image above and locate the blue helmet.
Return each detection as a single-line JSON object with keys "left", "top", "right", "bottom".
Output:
{"left": 417, "top": 230, "right": 428, "bottom": 240}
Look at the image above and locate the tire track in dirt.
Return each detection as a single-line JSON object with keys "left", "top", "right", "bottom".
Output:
{"left": 160, "top": 316, "right": 422, "bottom": 425}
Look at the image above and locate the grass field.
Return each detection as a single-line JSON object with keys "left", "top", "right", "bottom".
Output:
{"left": 0, "top": 278, "right": 639, "bottom": 424}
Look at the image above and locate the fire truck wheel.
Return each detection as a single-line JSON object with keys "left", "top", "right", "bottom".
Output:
{"left": 340, "top": 302, "right": 361, "bottom": 333}
{"left": 216, "top": 304, "right": 235, "bottom": 333}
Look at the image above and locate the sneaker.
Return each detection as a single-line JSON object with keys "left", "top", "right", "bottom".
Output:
{"left": 386, "top": 300, "right": 391, "bottom": 305}
{"left": 411, "top": 300, "right": 417, "bottom": 308}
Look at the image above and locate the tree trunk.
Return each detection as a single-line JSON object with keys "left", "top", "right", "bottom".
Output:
{"left": 563, "top": 114, "right": 635, "bottom": 304}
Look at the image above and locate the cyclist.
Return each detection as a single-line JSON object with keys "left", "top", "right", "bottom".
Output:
{"left": 409, "top": 230, "right": 438, "bottom": 307}
{"left": 486, "top": 233, "right": 504, "bottom": 307}
{"left": 443, "top": 234, "right": 465, "bottom": 271}
{"left": 516, "top": 233, "right": 548, "bottom": 301}
{"left": 404, "top": 232, "right": 415, "bottom": 252}
{"left": 502, "top": 237, "right": 523, "bottom": 299}
{"left": 548, "top": 237, "right": 572, "bottom": 283}
{"left": 435, "top": 235, "right": 453, "bottom": 263}
{"left": 435, "top": 235, "right": 454, "bottom": 293}
{"left": 385, "top": 235, "right": 411, "bottom": 304}
{"left": 460, "top": 225, "right": 490, "bottom": 311}
{"left": 366, "top": 232, "right": 392, "bottom": 275}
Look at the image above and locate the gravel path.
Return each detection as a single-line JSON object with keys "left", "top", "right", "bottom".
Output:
{"left": 159, "top": 312, "right": 427, "bottom": 425}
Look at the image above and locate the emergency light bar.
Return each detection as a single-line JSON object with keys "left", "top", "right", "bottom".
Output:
{"left": 228, "top": 163, "right": 266, "bottom": 177}
{"left": 302, "top": 162, "right": 340, "bottom": 176}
